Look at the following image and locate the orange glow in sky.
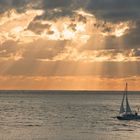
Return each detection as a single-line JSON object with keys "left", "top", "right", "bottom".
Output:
{"left": 0, "top": 2, "right": 139, "bottom": 90}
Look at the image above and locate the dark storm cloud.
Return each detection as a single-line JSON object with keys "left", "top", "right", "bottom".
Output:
{"left": 27, "top": 21, "right": 52, "bottom": 34}
{"left": 32, "top": 0, "right": 89, "bottom": 20}
{"left": 43, "top": 0, "right": 72, "bottom": 9}
{"left": 87, "top": 0, "right": 140, "bottom": 22}
{"left": 110, "top": 22, "right": 140, "bottom": 50}
{"left": 33, "top": 0, "right": 75, "bottom": 20}
{"left": 33, "top": 8, "right": 73, "bottom": 21}
{"left": 1, "top": 0, "right": 140, "bottom": 22}
{"left": 1, "top": 0, "right": 140, "bottom": 51}
{"left": 122, "top": 21, "right": 140, "bottom": 49}
{"left": 0, "top": 0, "right": 31, "bottom": 13}
{"left": 104, "top": 21, "right": 140, "bottom": 50}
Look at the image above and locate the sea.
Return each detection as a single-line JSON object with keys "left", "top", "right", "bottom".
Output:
{"left": 0, "top": 90, "right": 140, "bottom": 140}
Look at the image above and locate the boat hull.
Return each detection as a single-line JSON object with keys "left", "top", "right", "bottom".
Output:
{"left": 117, "top": 114, "right": 140, "bottom": 120}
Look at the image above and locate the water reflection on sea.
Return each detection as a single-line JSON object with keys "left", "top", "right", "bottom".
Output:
{"left": 0, "top": 90, "right": 140, "bottom": 140}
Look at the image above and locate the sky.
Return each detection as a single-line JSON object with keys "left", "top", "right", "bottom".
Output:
{"left": 0, "top": 0, "right": 140, "bottom": 90}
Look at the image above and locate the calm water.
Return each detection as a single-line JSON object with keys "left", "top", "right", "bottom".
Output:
{"left": 0, "top": 90, "right": 140, "bottom": 140}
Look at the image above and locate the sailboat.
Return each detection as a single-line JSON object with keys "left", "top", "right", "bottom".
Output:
{"left": 117, "top": 83, "right": 140, "bottom": 120}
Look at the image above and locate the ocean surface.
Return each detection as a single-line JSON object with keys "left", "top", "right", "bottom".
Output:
{"left": 0, "top": 90, "right": 140, "bottom": 140}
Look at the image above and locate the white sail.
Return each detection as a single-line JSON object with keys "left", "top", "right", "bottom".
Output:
{"left": 126, "top": 96, "right": 132, "bottom": 113}
{"left": 119, "top": 82, "right": 132, "bottom": 114}
{"left": 119, "top": 91, "right": 125, "bottom": 114}
{"left": 117, "top": 83, "right": 140, "bottom": 120}
{"left": 125, "top": 83, "right": 132, "bottom": 113}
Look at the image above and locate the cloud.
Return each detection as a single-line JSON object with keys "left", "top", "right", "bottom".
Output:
{"left": 22, "top": 39, "right": 68, "bottom": 60}
{"left": 0, "top": 8, "right": 44, "bottom": 44}
{"left": 131, "top": 49, "right": 140, "bottom": 57}
{"left": 87, "top": 0, "right": 140, "bottom": 22}
{"left": 43, "top": 0, "right": 72, "bottom": 9}
{"left": 27, "top": 21, "right": 52, "bottom": 34}
{"left": 32, "top": 0, "right": 89, "bottom": 20}
{"left": 0, "top": 0, "right": 30, "bottom": 13}
{"left": 29, "top": 0, "right": 73, "bottom": 20}
{"left": 0, "top": 40, "right": 22, "bottom": 60}
{"left": 1, "top": 0, "right": 140, "bottom": 23}
{"left": 0, "top": 38, "right": 68, "bottom": 61}
{"left": 122, "top": 21, "right": 140, "bottom": 49}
